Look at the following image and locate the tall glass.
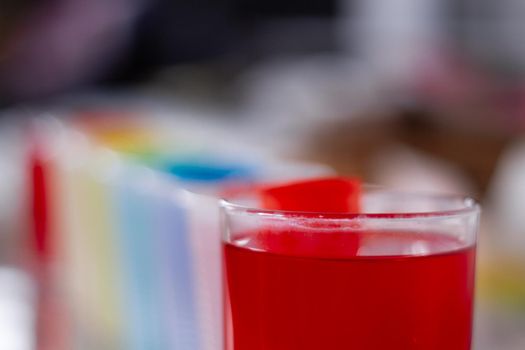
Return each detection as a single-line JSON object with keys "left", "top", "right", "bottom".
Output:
{"left": 222, "top": 188, "right": 480, "bottom": 350}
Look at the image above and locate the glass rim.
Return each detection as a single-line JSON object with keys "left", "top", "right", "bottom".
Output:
{"left": 220, "top": 188, "right": 480, "bottom": 220}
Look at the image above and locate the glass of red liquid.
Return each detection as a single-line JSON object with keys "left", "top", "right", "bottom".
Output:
{"left": 222, "top": 184, "right": 479, "bottom": 350}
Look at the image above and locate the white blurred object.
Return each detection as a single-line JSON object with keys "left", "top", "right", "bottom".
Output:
{"left": 0, "top": 268, "right": 36, "bottom": 350}
{"left": 238, "top": 56, "right": 382, "bottom": 122}
{"left": 369, "top": 144, "right": 474, "bottom": 195}
{"left": 461, "top": 0, "right": 525, "bottom": 72}
{"left": 474, "top": 305, "right": 525, "bottom": 350}
{"left": 340, "top": 0, "right": 445, "bottom": 82}
{"left": 236, "top": 55, "right": 388, "bottom": 155}
{"left": 487, "top": 139, "right": 525, "bottom": 251}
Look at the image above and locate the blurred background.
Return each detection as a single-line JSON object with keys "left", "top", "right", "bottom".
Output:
{"left": 1, "top": 0, "right": 525, "bottom": 349}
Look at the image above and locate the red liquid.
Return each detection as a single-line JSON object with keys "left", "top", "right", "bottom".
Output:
{"left": 224, "top": 229, "right": 475, "bottom": 350}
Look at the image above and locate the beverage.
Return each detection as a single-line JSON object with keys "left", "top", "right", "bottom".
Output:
{"left": 224, "top": 228, "right": 475, "bottom": 350}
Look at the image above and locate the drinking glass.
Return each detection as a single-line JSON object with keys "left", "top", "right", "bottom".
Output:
{"left": 222, "top": 188, "right": 480, "bottom": 350}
